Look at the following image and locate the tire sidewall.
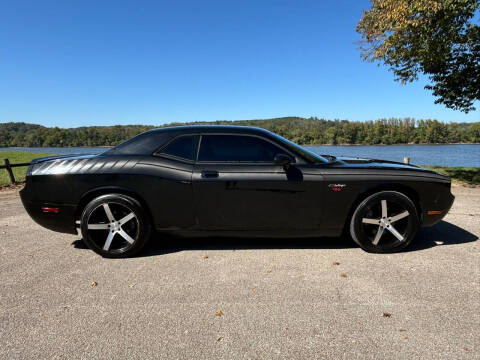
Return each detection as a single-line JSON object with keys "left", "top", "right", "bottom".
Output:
{"left": 81, "top": 193, "right": 151, "bottom": 258}
{"left": 350, "top": 191, "right": 419, "bottom": 253}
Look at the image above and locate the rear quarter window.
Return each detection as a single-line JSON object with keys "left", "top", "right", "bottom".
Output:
{"left": 158, "top": 135, "right": 199, "bottom": 161}
{"left": 105, "top": 131, "right": 173, "bottom": 155}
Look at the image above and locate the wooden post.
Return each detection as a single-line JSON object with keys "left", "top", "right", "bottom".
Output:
{"left": 4, "top": 159, "right": 16, "bottom": 184}
{"left": 403, "top": 156, "right": 410, "bottom": 165}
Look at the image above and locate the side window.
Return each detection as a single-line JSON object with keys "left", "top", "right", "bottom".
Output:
{"left": 159, "top": 135, "right": 198, "bottom": 161}
{"left": 198, "top": 135, "right": 284, "bottom": 162}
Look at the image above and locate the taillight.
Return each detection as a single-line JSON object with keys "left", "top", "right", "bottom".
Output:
{"left": 41, "top": 207, "right": 59, "bottom": 213}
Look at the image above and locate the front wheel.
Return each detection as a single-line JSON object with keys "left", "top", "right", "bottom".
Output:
{"left": 350, "top": 191, "right": 419, "bottom": 253}
{"left": 80, "top": 193, "right": 151, "bottom": 258}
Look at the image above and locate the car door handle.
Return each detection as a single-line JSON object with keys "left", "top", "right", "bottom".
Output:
{"left": 201, "top": 170, "right": 219, "bottom": 178}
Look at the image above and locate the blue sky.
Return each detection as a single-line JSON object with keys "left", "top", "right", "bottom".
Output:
{"left": 0, "top": 0, "right": 478, "bottom": 127}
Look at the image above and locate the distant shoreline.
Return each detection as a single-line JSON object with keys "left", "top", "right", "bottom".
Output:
{"left": 2, "top": 118, "right": 479, "bottom": 148}
{"left": 1, "top": 143, "right": 479, "bottom": 148}
{"left": 305, "top": 142, "right": 480, "bottom": 146}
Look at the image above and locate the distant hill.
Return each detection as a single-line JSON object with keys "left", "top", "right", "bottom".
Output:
{"left": 0, "top": 117, "right": 479, "bottom": 147}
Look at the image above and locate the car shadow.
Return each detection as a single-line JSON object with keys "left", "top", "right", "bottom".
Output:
{"left": 70, "top": 234, "right": 356, "bottom": 255}
{"left": 408, "top": 220, "right": 478, "bottom": 252}
{"left": 71, "top": 220, "right": 478, "bottom": 257}
{"left": 139, "top": 234, "right": 355, "bottom": 257}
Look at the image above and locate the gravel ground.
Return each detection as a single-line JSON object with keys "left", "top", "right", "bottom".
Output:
{"left": 0, "top": 185, "right": 478, "bottom": 359}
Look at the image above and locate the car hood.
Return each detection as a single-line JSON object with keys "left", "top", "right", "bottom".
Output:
{"left": 323, "top": 156, "right": 449, "bottom": 178}
{"left": 335, "top": 156, "right": 422, "bottom": 169}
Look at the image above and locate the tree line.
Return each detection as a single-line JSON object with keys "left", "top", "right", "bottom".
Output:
{"left": 0, "top": 117, "right": 479, "bottom": 147}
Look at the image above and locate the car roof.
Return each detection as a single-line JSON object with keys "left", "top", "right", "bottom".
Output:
{"left": 147, "top": 125, "right": 272, "bottom": 135}
{"left": 106, "top": 124, "right": 327, "bottom": 163}
{"left": 105, "top": 125, "right": 277, "bottom": 156}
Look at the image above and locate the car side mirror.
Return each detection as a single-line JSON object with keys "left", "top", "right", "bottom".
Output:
{"left": 274, "top": 153, "right": 292, "bottom": 168}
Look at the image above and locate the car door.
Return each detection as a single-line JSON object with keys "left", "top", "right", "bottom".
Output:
{"left": 192, "top": 133, "right": 324, "bottom": 231}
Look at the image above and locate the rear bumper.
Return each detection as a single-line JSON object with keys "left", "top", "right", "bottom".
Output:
{"left": 421, "top": 191, "right": 455, "bottom": 227}
{"left": 20, "top": 188, "right": 78, "bottom": 235}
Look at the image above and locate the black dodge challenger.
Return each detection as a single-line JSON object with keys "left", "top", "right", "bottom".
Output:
{"left": 20, "top": 126, "right": 454, "bottom": 257}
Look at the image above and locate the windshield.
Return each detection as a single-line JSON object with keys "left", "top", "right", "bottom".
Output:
{"left": 268, "top": 132, "right": 328, "bottom": 163}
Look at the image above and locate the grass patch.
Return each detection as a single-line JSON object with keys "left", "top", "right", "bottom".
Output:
{"left": 0, "top": 151, "right": 57, "bottom": 186}
{"left": 423, "top": 166, "right": 480, "bottom": 185}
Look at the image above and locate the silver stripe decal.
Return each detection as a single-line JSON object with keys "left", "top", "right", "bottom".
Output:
{"left": 70, "top": 159, "right": 88, "bottom": 173}
{"left": 62, "top": 160, "right": 78, "bottom": 173}
{"left": 40, "top": 161, "right": 59, "bottom": 175}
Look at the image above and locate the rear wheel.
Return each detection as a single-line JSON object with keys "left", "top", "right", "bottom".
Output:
{"left": 350, "top": 191, "right": 419, "bottom": 253}
{"left": 80, "top": 194, "right": 151, "bottom": 258}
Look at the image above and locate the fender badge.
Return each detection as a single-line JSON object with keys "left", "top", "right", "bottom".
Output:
{"left": 329, "top": 184, "right": 346, "bottom": 192}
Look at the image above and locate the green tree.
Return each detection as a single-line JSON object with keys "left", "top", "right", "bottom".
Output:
{"left": 324, "top": 127, "right": 338, "bottom": 144}
{"left": 357, "top": 0, "right": 480, "bottom": 112}
{"left": 471, "top": 123, "right": 480, "bottom": 142}
{"left": 1, "top": 119, "right": 479, "bottom": 147}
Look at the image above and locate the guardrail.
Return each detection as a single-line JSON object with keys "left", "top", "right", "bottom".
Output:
{"left": 0, "top": 159, "right": 31, "bottom": 185}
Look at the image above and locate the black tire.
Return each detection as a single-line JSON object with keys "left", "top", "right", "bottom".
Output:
{"left": 80, "top": 193, "right": 151, "bottom": 258}
{"left": 350, "top": 191, "right": 419, "bottom": 253}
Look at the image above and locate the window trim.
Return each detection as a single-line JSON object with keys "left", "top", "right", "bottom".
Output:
{"left": 153, "top": 134, "right": 199, "bottom": 164}
{"left": 195, "top": 133, "right": 297, "bottom": 165}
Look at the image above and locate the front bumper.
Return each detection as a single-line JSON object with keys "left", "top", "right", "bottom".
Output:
{"left": 421, "top": 190, "right": 455, "bottom": 227}
{"left": 20, "top": 188, "right": 78, "bottom": 235}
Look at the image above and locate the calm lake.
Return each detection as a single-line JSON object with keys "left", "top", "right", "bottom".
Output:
{"left": 1, "top": 144, "right": 479, "bottom": 167}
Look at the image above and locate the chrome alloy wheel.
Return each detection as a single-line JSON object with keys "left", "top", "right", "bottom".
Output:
{"left": 87, "top": 202, "right": 140, "bottom": 253}
{"left": 350, "top": 191, "right": 419, "bottom": 253}
{"left": 361, "top": 199, "right": 410, "bottom": 245}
